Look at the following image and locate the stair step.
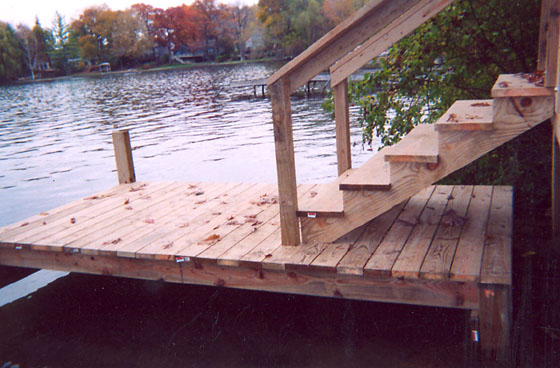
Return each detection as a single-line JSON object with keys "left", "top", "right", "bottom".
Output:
{"left": 339, "top": 149, "right": 391, "bottom": 191}
{"left": 434, "top": 100, "right": 494, "bottom": 131}
{"left": 383, "top": 124, "right": 439, "bottom": 163}
{"left": 297, "top": 170, "right": 357, "bottom": 218}
{"left": 491, "top": 73, "right": 553, "bottom": 98}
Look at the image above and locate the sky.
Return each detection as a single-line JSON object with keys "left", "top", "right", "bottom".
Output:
{"left": 1, "top": 0, "right": 256, "bottom": 28}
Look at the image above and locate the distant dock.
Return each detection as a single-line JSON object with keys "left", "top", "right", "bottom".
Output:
{"left": 231, "top": 71, "right": 372, "bottom": 97}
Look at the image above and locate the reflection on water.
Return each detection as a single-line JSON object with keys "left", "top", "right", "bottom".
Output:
{"left": 0, "top": 62, "right": 379, "bottom": 226}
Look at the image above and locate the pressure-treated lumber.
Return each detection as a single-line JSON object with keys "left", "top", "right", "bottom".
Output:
{"left": 267, "top": 0, "right": 422, "bottom": 93}
{"left": 334, "top": 79, "right": 352, "bottom": 176}
{"left": 269, "top": 79, "right": 300, "bottom": 245}
{"left": 301, "top": 95, "right": 553, "bottom": 243}
{"left": 330, "top": 0, "right": 453, "bottom": 86}
{"left": 544, "top": 0, "right": 560, "bottom": 87}
{"left": 112, "top": 130, "right": 136, "bottom": 184}
{"left": 339, "top": 147, "right": 391, "bottom": 191}
{"left": 479, "top": 284, "right": 512, "bottom": 362}
{"left": 297, "top": 170, "right": 356, "bottom": 218}
{"left": 384, "top": 124, "right": 439, "bottom": 164}
{"left": 434, "top": 100, "right": 494, "bottom": 132}
{"left": 491, "top": 74, "right": 554, "bottom": 98}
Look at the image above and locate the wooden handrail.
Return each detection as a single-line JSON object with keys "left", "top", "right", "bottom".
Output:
{"left": 267, "top": 0, "right": 422, "bottom": 93}
{"left": 330, "top": 0, "right": 453, "bottom": 86}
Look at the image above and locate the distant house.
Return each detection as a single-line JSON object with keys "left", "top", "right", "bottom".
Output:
{"left": 99, "top": 63, "right": 111, "bottom": 73}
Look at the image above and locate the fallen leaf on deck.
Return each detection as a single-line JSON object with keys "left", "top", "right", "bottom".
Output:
{"left": 179, "top": 223, "right": 189, "bottom": 228}
{"left": 227, "top": 215, "right": 235, "bottom": 220}
{"left": 40, "top": 212, "right": 49, "bottom": 216}
{"left": 195, "top": 191, "right": 204, "bottom": 196}
{"left": 264, "top": 254, "right": 272, "bottom": 258}
{"left": 144, "top": 218, "right": 155, "bottom": 224}
{"left": 195, "top": 200, "right": 206, "bottom": 205}
{"left": 204, "top": 234, "right": 221, "bottom": 242}
{"left": 42, "top": 221, "right": 46, "bottom": 225}
{"left": 213, "top": 225, "right": 220, "bottom": 230}
{"left": 471, "top": 102, "right": 491, "bottom": 107}
{"left": 212, "top": 212, "right": 222, "bottom": 216}
{"left": 70, "top": 217, "right": 76, "bottom": 224}
{"left": 447, "top": 113, "right": 458, "bottom": 122}
{"left": 102, "top": 238, "right": 122, "bottom": 246}
{"left": 129, "top": 184, "right": 147, "bottom": 192}
{"left": 85, "top": 195, "right": 100, "bottom": 200}
{"left": 447, "top": 194, "right": 455, "bottom": 200}
{"left": 220, "top": 201, "right": 228, "bottom": 205}
{"left": 244, "top": 214, "right": 257, "bottom": 220}
{"left": 226, "top": 220, "right": 241, "bottom": 225}
{"left": 125, "top": 206, "right": 133, "bottom": 210}
{"left": 20, "top": 222, "right": 29, "bottom": 227}
{"left": 465, "top": 114, "right": 480, "bottom": 120}
{"left": 124, "top": 199, "right": 130, "bottom": 205}
{"left": 163, "top": 242, "right": 174, "bottom": 249}
{"left": 188, "top": 184, "right": 197, "bottom": 189}
{"left": 309, "top": 191, "right": 318, "bottom": 198}
{"left": 498, "top": 81, "right": 508, "bottom": 88}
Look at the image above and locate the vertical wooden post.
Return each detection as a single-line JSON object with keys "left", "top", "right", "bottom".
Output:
{"left": 538, "top": 0, "right": 552, "bottom": 71}
{"left": 554, "top": 111, "right": 560, "bottom": 237}
{"left": 545, "top": 0, "right": 560, "bottom": 88}
{"left": 269, "top": 78, "right": 300, "bottom": 246}
{"left": 479, "top": 284, "right": 512, "bottom": 362}
{"left": 112, "top": 130, "right": 136, "bottom": 184}
{"left": 334, "top": 78, "right": 352, "bottom": 176}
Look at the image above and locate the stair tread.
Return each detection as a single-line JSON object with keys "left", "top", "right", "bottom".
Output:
{"left": 339, "top": 149, "right": 391, "bottom": 191}
{"left": 491, "top": 73, "right": 553, "bottom": 98}
{"left": 434, "top": 99, "right": 494, "bottom": 131}
{"left": 384, "top": 124, "right": 439, "bottom": 163}
{"left": 297, "top": 170, "right": 357, "bottom": 218}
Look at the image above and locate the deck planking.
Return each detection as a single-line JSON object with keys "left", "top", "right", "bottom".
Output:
{"left": 0, "top": 182, "right": 513, "bottom": 309}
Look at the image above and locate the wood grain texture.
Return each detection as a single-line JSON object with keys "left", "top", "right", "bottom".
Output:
{"left": 545, "top": 0, "right": 560, "bottom": 87}
{"left": 493, "top": 95, "right": 554, "bottom": 124}
{"left": 297, "top": 170, "right": 356, "bottom": 218}
{"left": 267, "top": 0, "right": 421, "bottom": 93}
{"left": 112, "top": 130, "right": 136, "bottom": 184}
{"left": 384, "top": 124, "right": 439, "bottom": 163}
{"left": 330, "top": 0, "right": 453, "bottom": 86}
{"left": 491, "top": 74, "right": 554, "bottom": 98}
{"left": 334, "top": 79, "right": 352, "bottom": 176}
{"left": 309, "top": 225, "right": 368, "bottom": 271}
{"left": 419, "top": 185, "right": 473, "bottom": 280}
{"left": 339, "top": 148, "right": 391, "bottom": 191}
{"left": 479, "top": 284, "right": 512, "bottom": 362}
{"left": 434, "top": 100, "right": 494, "bottom": 132}
{"left": 449, "top": 186, "right": 493, "bottom": 282}
{"left": 269, "top": 79, "right": 300, "bottom": 245}
{"left": 480, "top": 186, "right": 512, "bottom": 285}
{"left": 538, "top": 0, "right": 553, "bottom": 71}
{"left": 0, "top": 247, "right": 480, "bottom": 309}
{"left": 391, "top": 186, "right": 452, "bottom": 279}
{"left": 364, "top": 187, "right": 434, "bottom": 276}
{"left": 301, "top": 102, "right": 552, "bottom": 243}
{"left": 337, "top": 201, "right": 407, "bottom": 275}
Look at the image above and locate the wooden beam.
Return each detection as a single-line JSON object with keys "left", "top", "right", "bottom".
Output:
{"left": 334, "top": 79, "right": 352, "bottom": 175}
{"left": 545, "top": 0, "right": 560, "bottom": 87}
{"left": 269, "top": 79, "right": 300, "bottom": 246}
{"left": 112, "top": 130, "right": 136, "bottom": 184}
{"left": 553, "top": 120, "right": 560, "bottom": 237}
{"left": 267, "top": 0, "right": 421, "bottom": 93}
{"left": 330, "top": 0, "right": 453, "bottom": 86}
{"left": 0, "top": 247, "right": 480, "bottom": 309}
{"left": 479, "top": 284, "right": 512, "bottom": 362}
{"left": 538, "top": 0, "right": 553, "bottom": 71}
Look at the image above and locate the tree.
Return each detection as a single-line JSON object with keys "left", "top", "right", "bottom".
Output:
{"left": 193, "top": 0, "right": 220, "bottom": 60}
{"left": 111, "top": 9, "right": 153, "bottom": 67}
{"left": 0, "top": 22, "right": 25, "bottom": 83}
{"left": 52, "top": 12, "right": 79, "bottom": 75}
{"left": 231, "top": 2, "right": 252, "bottom": 60}
{"left": 344, "top": 0, "right": 547, "bottom": 211}
{"left": 71, "top": 5, "right": 116, "bottom": 64}
{"left": 15, "top": 19, "right": 53, "bottom": 80}
{"left": 322, "top": 0, "right": 366, "bottom": 26}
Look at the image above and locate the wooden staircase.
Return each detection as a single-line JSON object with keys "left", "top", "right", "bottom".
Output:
{"left": 298, "top": 73, "right": 554, "bottom": 242}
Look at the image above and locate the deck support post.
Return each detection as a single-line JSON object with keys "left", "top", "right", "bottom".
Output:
{"left": 269, "top": 78, "right": 300, "bottom": 246}
{"left": 554, "top": 126, "right": 560, "bottom": 237}
{"left": 112, "top": 130, "right": 136, "bottom": 184}
{"left": 334, "top": 78, "right": 352, "bottom": 176}
{"left": 479, "top": 284, "right": 512, "bottom": 363}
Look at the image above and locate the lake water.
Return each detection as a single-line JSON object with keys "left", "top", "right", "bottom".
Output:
{"left": 0, "top": 62, "right": 378, "bottom": 226}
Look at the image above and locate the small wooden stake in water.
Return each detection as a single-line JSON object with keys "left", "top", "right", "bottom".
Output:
{"left": 112, "top": 130, "right": 136, "bottom": 184}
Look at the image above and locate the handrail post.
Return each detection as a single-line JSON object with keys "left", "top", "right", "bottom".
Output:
{"left": 269, "top": 78, "right": 300, "bottom": 246}
{"left": 112, "top": 130, "right": 136, "bottom": 185}
{"left": 334, "top": 78, "right": 352, "bottom": 175}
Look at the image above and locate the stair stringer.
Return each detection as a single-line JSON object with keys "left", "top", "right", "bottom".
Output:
{"left": 301, "top": 95, "right": 554, "bottom": 243}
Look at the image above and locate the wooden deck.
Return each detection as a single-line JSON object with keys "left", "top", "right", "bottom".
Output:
{"left": 0, "top": 182, "right": 511, "bottom": 310}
